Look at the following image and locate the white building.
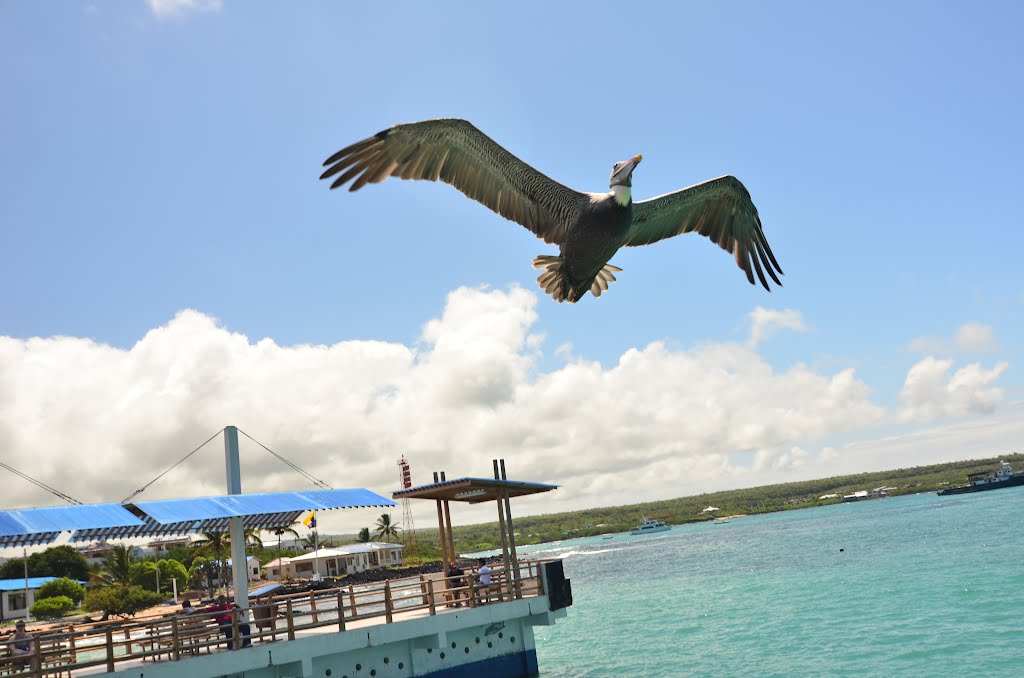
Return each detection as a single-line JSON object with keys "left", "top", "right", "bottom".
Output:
{"left": 74, "top": 541, "right": 144, "bottom": 566}
{"left": 270, "top": 544, "right": 404, "bottom": 580}
{"left": 142, "top": 537, "right": 192, "bottom": 557}
{"left": 0, "top": 576, "right": 58, "bottom": 622}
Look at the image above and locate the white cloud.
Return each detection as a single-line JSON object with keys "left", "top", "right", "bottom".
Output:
{"left": 747, "top": 307, "right": 806, "bottom": 347}
{"left": 899, "top": 356, "right": 1009, "bottom": 422}
{"left": 148, "top": 0, "right": 222, "bottom": 18}
{"left": 955, "top": 323, "right": 998, "bottom": 352}
{"left": 1, "top": 287, "right": 1013, "bottom": 534}
{"left": 909, "top": 322, "right": 998, "bottom": 354}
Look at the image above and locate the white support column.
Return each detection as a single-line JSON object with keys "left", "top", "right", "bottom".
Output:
{"left": 224, "top": 425, "right": 250, "bottom": 610}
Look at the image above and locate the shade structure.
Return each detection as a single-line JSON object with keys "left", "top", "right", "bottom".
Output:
{"left": 392, "top": 477, "right": 558, "bottom": 504}
{"left": 0, "top": 488, "right": 395, "bottom": 549}
{"left": 0, "top": 504, "right": 146, "bottom": 548}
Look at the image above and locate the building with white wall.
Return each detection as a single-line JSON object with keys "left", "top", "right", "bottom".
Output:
{"left": 268, "top": 543, "right": 404, "bottom": 580}
{"left": 0, "top": 576, "right": 58, "bottom": 622}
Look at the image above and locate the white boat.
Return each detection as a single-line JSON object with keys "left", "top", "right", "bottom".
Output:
{"left": 629, "top": 517, "right": 670, "bottom": 535}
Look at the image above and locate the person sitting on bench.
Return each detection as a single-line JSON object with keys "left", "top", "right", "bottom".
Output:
{"left": 473, "top": 558, "right": 492, "bottom": 603}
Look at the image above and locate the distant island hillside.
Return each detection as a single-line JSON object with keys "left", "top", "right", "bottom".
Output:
{"left": 407, "top": 452, "right": 1023, "bottom": 554}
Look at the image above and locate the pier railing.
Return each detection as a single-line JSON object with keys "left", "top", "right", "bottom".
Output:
{"left": 0, "top": 560, "right": 546, "bottom": 677}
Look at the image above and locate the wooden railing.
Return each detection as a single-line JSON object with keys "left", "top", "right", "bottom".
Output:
{"left": 0, "top": 561, "right": 547, "bottom": 677}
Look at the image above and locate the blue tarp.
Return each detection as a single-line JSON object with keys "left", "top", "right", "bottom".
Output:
{"left": 0, "top": 576, "right": 58, "bottom": 592}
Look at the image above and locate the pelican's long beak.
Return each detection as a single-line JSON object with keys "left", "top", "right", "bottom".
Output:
{"left": 611, "top": 154, "right": 643, "bottom": 187}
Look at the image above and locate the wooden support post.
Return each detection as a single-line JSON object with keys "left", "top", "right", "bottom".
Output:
{"left": 309, "top": 591, "right": 318, "bottom": 624}
{"left": 104, "top": 627, "right": 115, "bottom": 673}
{"left": 500, "top": 460, "right": 523, "bottom": 599}
{"left": 427, "top": 579, "right": 436, "bottom": 616}
{"left": 336, "top": 590, "right": 346, "bottom": 632}
{"left": 348, "top": 585, "right": 357, "bottom": 617}
{"left": 286, "top": 599, "right": 295, "bottom": 641}
{"left": 33, "top": 634, "right": 44, "bottom": 677}
{"left": 384, "top": 582, "right": 393, "bottom": 623}
{"left": 67, "top": 628, "right": 77, "bottom": 668}
{"left": 434, "top": 472, "right": 450, "bottom": 572}
{"left": 172, "top": 617, "right": 180, "bottom": 661}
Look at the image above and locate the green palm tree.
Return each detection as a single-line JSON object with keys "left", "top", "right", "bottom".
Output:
{"left": 375, "top": 514, "right": 400, "bottom": 543}
{"left": 192, "top": 531, "right": 230, "bottom": 591}
{"left": 266, "top": 524, "right": 302, "bottom": 553}
{"left": 300, "top": 531, "right": 327, "bottom": 551}
{"left": 95, "top": 544, "right": 136, "bottom": 587}
{"left": 244, "top": 528, "right": 264, "bottom": 549}
{"left": 357, "top": 527, "right": 371, "bottom": 543}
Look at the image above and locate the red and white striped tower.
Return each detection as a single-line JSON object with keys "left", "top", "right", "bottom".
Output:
{"left": 397, "top": 456, "right": 416, "bottom": 544}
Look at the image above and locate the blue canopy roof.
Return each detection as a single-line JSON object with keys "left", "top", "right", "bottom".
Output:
{"left": 0, "top": 489, "right": 395, "bottom": 549}
{"left": 0, "top": 504, "right": 145, "bottom": 548}
{"left": 0, "top": 576, "right": 59, "bottom": 592}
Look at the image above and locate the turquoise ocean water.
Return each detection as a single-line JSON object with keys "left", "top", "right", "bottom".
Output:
{"left": 521, "top": 487, "right": 1024, "bottom": 676}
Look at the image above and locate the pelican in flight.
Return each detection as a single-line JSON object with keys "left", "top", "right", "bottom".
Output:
{"left": 321, "top": 119, "right": 782, "bottom": 303}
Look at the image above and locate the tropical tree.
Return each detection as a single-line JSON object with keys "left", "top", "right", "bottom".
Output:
{"left": 96, "top": 545, "right": 137, "bottom": 587}
{"left": 38, "top": 577, "right": 86, "bottom": 606}
{"left": 157, "top": 559, "right": 189, "bottom": 592}
{"left": 300, "top": 531, "right": 327, "bottom": 551}
{"left": 375, "top": 514, "right": 400, "bottom": 543}
{"left": 267, "top": 524, "right": 302, "bottom": 552}
{"left": 129, "top": 562, "right": 161, "bottom": 592}
{"left": 192, "top": 531, "right": 229, "bottom": 592}
{"left": 188, "top": 556, "right": 218, "bottom": 599}
{"left": 83, "top": 585, "right": 164, "bottom": 620}
{"left": 0, "top": 545, "right": 89, "bottom": 581}
{"left": 357, "top": 527, "right": 371, "bottom": 543}
{"left": 31, "top": 595, "right": 74, "bottom": 620}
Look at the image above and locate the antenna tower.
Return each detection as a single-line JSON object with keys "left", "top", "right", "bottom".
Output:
{"left": 397, "top": 456, "right": 416, "bottom": 545}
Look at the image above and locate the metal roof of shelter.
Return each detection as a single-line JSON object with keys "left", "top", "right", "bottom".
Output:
{"left": 0, "top": 489, "right": 395, "bottom": 550}
{"left": 0, "top": 504, "right": 146, "bottom": 548}
{"left": 0, "top": 576, "right": 59, "bottom": 592}
{"left": 392, "top": 477, "right": 558, "bottom": 504}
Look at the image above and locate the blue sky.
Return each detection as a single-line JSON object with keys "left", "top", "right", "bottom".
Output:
{"left": 1, "top": 1, "right": 1022, "bottom": 529}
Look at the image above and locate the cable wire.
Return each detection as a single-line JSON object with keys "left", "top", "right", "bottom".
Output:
{"left": 237, "top": 427, "right": 332, "bottom": 489}
{"left": 0, "top": 460, "right": 82, "bottom": 505}
{"left": 120, "top": 428, "right": 225, "bottom": 504}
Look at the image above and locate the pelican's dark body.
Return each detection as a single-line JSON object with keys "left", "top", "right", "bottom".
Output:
{"left": 559, "top": 196, "right": 632, "bottom": 301}
{"left": 321, "top": 118, "right": 783, "bottom": 303}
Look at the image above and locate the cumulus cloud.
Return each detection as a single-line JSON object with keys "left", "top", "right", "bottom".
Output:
{"left": 0, "top": 286, "right": 901, "bottom": 532}
{"left": 899, "top": 356, "right": 1009, "bottom": 422}
{"left": 747, "top": 307, "right": 806, "bottom": 347}
{"left": 909, "top": 322, "right": 999, "bottom": 354}
{"left": 148, "top": 0, "right": 222, "bottom": 18}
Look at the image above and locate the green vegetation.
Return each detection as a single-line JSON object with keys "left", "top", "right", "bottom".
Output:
{"left": 410, "top": 453, "right": 1024, "bottom": 553}
{"left": 375, "top": 513, "right": 400, "bottom": 543}
{"left": 30, "top": 595, "right": 75, "bottom": 620}
{"left": 0, "top": 545, "right": 90, "bottom": 581}
{"left": 38, "top": 577, "right": 85, "bottom": 606}
{"left": 83, "top": 585, "right": 164, "bottom": 619}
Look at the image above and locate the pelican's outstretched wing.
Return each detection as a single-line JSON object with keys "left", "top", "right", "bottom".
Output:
{"left": 321, "top": 118, "right": 586, "bottom": 246}
{"left": 624, "top": 175, "right": 783, "bottom": 290}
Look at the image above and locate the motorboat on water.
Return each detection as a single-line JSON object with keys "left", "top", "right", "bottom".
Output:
{"left": 937, "top": 461, "right": 1024, "bottom": 496}
{"left": 629, "top": 517, "right": 670, "bottom": 535}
